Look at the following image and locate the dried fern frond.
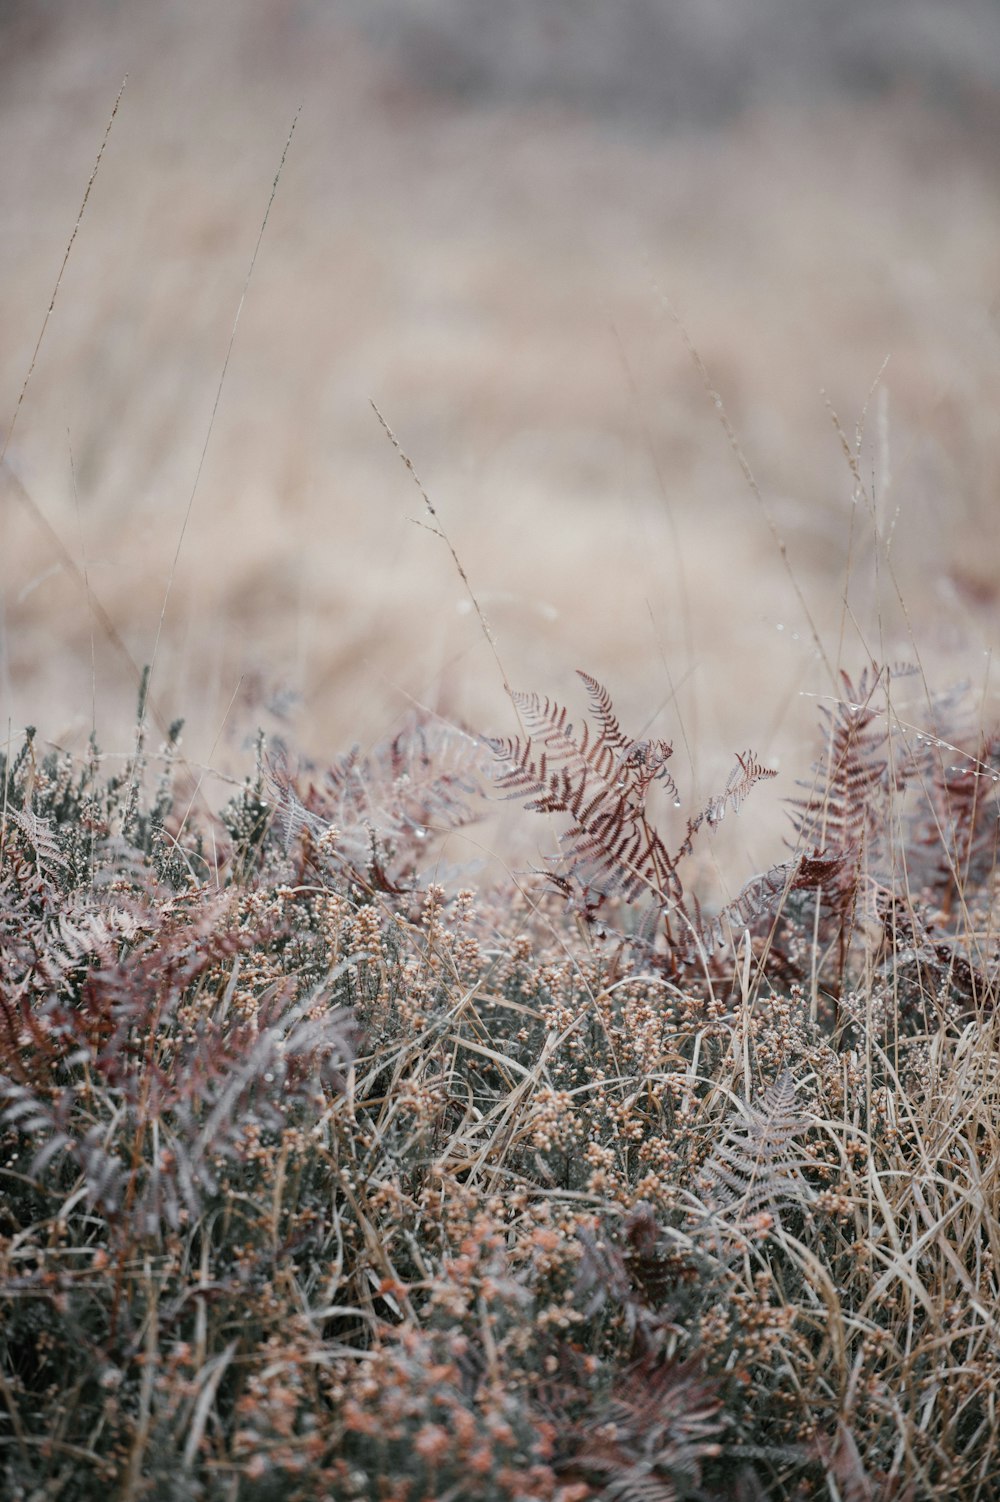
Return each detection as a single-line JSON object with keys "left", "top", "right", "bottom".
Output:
{"left": 490, "top": 677, "right": 681, "bottom": 907}
{"left": 4, "top": 806, "right": 67, "bottom": 882}
{"left": 682, "top": 751, "right": 778, "bottom": 855}
{"left": 908, "top": 730, "right": 1000, "bottom": 918}
{"left": 266, "top": 713, "right": 484, "bottom": 890}
{"left": 264, "top": 742, "right": 328, "bottom": 852}
{"left": 490, "top": 674, "right": 776, "bottom": 957}
{"left": 791, "top": 668, "right": 895, "bottom": 867}
{"left": 557, "top": 1354, "right": 727, "bottom": 1501}
{"left": 874, "top": 887, "right": 993, "bottom": 1015}
{"left": 700, "top": 859, "right": 792, "bottom": 950}
{"left": 703, "top": 849, "right": 854, "bottom": 950}
{"left": 688, "top": 1072, "right": 812, "bottom": 1251}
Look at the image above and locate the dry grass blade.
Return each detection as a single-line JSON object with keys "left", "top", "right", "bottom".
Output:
{"left": 1, "top": 79, "right": 127, "bottom": 467}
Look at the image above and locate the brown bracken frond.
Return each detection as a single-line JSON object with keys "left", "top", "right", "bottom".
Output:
{"left": 490, "top": 675, "right": 681, "bottom": 908}
{"left": 489, "top": 672, "right": 775, "bottom": 958}
{"left": 555, "top": 1354, "right": 728, "bottom": 1502}
{"left": 788, "top": 668, "right": 894, "bottom": 909}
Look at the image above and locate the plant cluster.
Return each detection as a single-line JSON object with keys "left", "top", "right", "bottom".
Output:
{"left": 1, "top": 667, "right": 999, "bottom": 1499}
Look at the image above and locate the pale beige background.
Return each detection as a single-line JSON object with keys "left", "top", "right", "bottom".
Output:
{"left": 3, "top": 1, "right": 999, "bottom": 887}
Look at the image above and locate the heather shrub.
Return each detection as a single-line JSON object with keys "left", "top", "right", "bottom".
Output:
{"left": 2, "top": 665, "right": 999, "bottom": 1499}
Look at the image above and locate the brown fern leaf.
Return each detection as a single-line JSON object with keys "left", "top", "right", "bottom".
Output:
{"left": 791, "top": 668, "right": 892, "bottom": 862}
{"left": 792, "top": 849, "right": 851, "bottom": 891}
{"left": 702, "top": 859, "right": 798, "bottom": 948}
{"left": 701, "top": 751, "right": 777, "bottom": 829}
{"left": 266, "top": 714, "right": 482, "bottom": 890}
{"left": 511, "top": 675, "right": 679, "bottom": 807}
{"left": 563, "top": 794, "right": 683, "bottom": 905}
{"left": 575, "top": 671, "right": 680, "bottom": 801}
{"left": 778, "top": 668, "right": 908, "bottom": 974}
{"left": 675, "top": 753, "right": 778, "bottom": 868}
{"left": 910, "top": 731, "right": 1000, "bottom": 917}
{"left": 557, "top": 1355, "right": 727, "bottom": 1501}
{"left": 576, "top": 1204, "right": 700, "bottom": 1360}
{"left": 725, "top": 750, "right": 778, "bottom": 812}
{"left": 265, "top": 745, "right": 329, "bottom": 852}
{"left": 704, "top": 849, "right": 853, "bottom": 948}
{"left": 874, "top": 889, "right": 992, "bottom": 1015}
{"left": 491, "top": 677, "right": 779, "bottom": 962}
{"left": 510, "top": 688, "right": 580, "bottom": 762}
{"left": 577, "top": 668, "right": 631, "bottom": 753}
{"left": 490, "top": 678, "right": 682, "bottom": 906}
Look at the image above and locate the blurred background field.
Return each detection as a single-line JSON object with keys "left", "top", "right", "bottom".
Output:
{"left": 3, "top": 0, "right": 1000, "bottom": 883}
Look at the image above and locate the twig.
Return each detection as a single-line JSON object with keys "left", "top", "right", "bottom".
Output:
{"left": 656, "top": 287, "right": 834, "bottom": 683}
{"left": 1, "top": 79, "right": 127, "bottom": 467}
{"left": 370, "top": 401, "right": 514, "bottom": 702}
{"left": 142, "top": 107, "right": 302, "bottom": 734}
